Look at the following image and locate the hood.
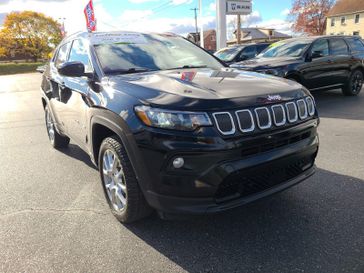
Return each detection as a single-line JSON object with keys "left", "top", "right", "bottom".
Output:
{"left": 106, "top": 68, "right": 308, "bottom": 111}
{"left": 231, "top": 57, "right": 302, "bottom": 71}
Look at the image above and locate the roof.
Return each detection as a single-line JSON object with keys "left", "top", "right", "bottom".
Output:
{"left": 236, "top": 28, "right": 290, "bottom": 40}
{"left": 327, "top": 0, "right": 364, "bottom": 16}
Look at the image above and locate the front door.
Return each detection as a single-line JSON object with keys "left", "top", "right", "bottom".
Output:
{"left": 60, "top": 38, "right": 94, "bottom": 149}
{"left": 301, "top": 39, "right": 335, "bottom": 90}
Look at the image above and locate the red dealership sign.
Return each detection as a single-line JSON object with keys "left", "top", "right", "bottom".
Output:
{"left": 84, "top": 0, "right": 96, "bottom": 32}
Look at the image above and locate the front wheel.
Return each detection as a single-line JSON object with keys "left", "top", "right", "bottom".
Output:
{"left": 342, "top": 70, "right": 363, "bottom": 96}
{"left": 45, "top": 105, "right": 70, "bottom": 149}
{"left": 99, "top": 136, "right": 152, "bottom": 223}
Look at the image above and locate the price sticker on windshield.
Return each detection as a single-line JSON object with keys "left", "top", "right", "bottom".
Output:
{"left": 91, "top": 32, "right": 148, "bottom": 45}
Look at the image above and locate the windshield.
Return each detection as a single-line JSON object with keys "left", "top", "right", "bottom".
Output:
{"left": 214, "top": 47, "right": 241, "bottom": 62}
{"left": 93, "top": 33, "right": 223, "bottom": 74}
{"left": 258, "top": 39, "right": 311, "bottom": 58}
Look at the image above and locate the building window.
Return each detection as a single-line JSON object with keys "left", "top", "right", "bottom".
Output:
{"left": 353, "top": 31, "right": 360, "bottom": 36}
{"left": 331, "top": 18, "right": 335, "bottom": 27}
{"left": 355, "top": 14, "right": 360, "bottom": 24}
{"left": 341, "top": 16, "right": 346, "bottom": 25}
{"left": 211, "top": 35, "right": 215, "bottom": 42}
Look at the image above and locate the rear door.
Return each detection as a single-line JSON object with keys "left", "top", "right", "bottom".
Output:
{"left": 328, "top": 38, "right": 351, "bottom": 85}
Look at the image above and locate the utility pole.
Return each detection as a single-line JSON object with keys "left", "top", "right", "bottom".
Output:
{"left": 237, "top": 15, "right": 241, "bottom": 44}
{"left": 199, "top": 0, "right": 204, "bottom": 48}
{"left": 191, "top": 8, "right": 199, "bottom": 44}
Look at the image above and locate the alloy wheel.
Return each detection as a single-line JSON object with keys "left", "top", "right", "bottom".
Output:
{"left": 46, "top": 109, "right": 55, "bottom": 142}
{"left": 352, "top": 72, "right": 363, "bottom": 94}
{"left": 102, "top": 149, "right": 127, "bottom": 211}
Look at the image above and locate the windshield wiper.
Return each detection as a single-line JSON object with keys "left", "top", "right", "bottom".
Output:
{"left": 105, "top": 67, "right": 156, "bottom": 75}
{"left": 165, "top": 65, "right": 208, "bottom": 70}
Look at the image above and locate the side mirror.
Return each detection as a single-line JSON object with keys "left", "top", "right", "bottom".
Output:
{"left": 311, "top": 51, "right": 324, "bottom": 59}
{"left": 58, "top": 61, "right": 85, "bottom": 77}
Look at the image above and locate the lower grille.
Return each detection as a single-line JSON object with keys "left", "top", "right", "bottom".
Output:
{"left": 215, "top": 154, "right": 315, "bottom": 201}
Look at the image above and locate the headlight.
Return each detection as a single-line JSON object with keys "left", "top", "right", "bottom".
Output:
{"left": 135, "top": 106, "right": 212, "bottom": 131}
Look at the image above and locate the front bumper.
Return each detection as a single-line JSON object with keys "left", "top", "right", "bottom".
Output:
{"left": 133, "top": 119, "right": 319, "bottom": 214}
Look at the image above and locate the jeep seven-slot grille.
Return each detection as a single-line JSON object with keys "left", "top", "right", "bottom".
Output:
{"left": 213, "top": 97, "right": 315, "bottom": 136}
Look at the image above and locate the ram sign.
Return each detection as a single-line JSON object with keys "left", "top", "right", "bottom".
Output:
{"left": 226, "top": 0, "right": 252, "bottom": 15}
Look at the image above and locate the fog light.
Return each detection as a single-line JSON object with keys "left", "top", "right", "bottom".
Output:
{"left": 173, "top": 157, "right": 184, "bottom": 169}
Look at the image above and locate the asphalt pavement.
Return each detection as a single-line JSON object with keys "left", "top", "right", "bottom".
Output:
{"left": 0, "top": 73, "right": 363, "bottom": 273}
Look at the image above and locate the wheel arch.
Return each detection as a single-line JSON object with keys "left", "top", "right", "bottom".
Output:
{"left": 89, "top": 109, "right": 152, "bottom": 194}
{"left": 285, "top": 72, "right": 302, "bottom": 83}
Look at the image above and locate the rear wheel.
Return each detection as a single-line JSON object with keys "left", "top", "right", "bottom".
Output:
{"left": 45, "top": 105, "right": 70, "bottom": 149}
{"left": 99, "top": 135, "right": 152, "bottom": 223}
{"left": 342, "top": 70, "right": 363, "bottom": 96}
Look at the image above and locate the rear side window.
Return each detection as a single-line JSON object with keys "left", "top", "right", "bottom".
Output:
{"left": 257, "top": 44, "right": 269, "bottom": 53}
{"left": 330, "top": 39, "right": 349, "bottom": 55}
{"left": 347, "top": 38, "right": 364, "bottom": 52}
{"left": 241, "top": 46, "right": 257, "bottom": 58}
{"left": 311, "top": 39, "right": 329, "bottom": 56}
{"left": 68, "top": 39, "right": 93, "bottom": 72}
{"left": 55, "top": 42, "right": 71, "bottom": 67}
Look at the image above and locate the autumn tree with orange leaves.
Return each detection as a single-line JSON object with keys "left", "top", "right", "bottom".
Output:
{"left": 289, "top": 0, "right": 336, "bottom": 35}
{"left": 0, "top": 11, "right": 62, "bottom": 61}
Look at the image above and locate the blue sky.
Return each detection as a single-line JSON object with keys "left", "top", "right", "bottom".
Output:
{"left": 0, "top": 0, "right": 293, "bottom": 37}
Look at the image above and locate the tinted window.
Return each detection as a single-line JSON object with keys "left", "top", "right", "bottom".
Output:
{"left": 330, "top": 39, "right": 349, "bottom": 55}
{"left": 311, "top": 39, "right": 329, "bottom": 56}
{"left": 69, "top": 39, "right": 92, "bottom": 72}
{"left": 55, "top": 42, "right": 71, "bottom": 67}
{"left": 240, "top": 46, "right": 256, "bottom": 59}
{"left": 257, "top": 44, "right": 269, "bottom": 53}
{"left": 347, "top": 38, "right": 364, "bottom": 52}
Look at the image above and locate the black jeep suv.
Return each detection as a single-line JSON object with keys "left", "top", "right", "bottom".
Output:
{"left": 40, "top": 32, "right": 319, "bottom": 223}
{"left": 231, "top": 36, "right": 364, "bottom": 96}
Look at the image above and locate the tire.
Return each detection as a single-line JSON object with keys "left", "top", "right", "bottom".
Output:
{"left": 342, "top": 70, "right": 363, "bottom": 96}
{"left": 45, "top": 105, "right": 70, "bottom": 149}
{"left": 98, "top": 135, "right": 152, "bottom": 223}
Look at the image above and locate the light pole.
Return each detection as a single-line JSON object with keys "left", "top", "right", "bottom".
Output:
{"left": 216, "top": 0, "right": 227, "bottom": 50}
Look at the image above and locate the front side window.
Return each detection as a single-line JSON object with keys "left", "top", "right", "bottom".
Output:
{"left": 68, "top": 39, "right": 92, "bottom": 72}
{"left": 355, "top": 14, "right": 360, "bottom": 24}
{"left": 347, "top": 38, "right": 364, "bottom": 52}
{"left": 311, "top": 39, "right": 329, "bottom": 57}
{"left": 94, "top": 33, "right": 223, "bottom": 74}
{"left": 258, "top": 39, "right": 311, "bottom": 58}
{"left": 330, "top": 39, "right": 349, "bottom": 55}
{"left": 55, "top": 42, "right": 71, "bottom": 67}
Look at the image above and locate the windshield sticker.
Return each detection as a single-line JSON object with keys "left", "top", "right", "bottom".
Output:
{"left": 92, "top": 32, "right": 148, "bottom": 45}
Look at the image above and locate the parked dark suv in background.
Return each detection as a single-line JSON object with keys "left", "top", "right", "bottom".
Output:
{"left": 40, "top": 31, "right": 319, "bottom": 223}
{"left": 214, "top": 43, "right": 270, "bottom": 65}
{"left": 232, "top": 36, "right": 364, "bottom": 96}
